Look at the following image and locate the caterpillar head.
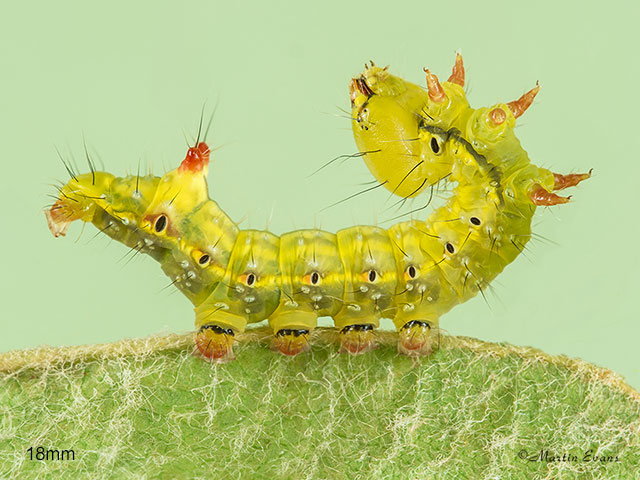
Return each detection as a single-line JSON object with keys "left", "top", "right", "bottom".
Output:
{"left": 140, "top": 142, "right": 211, "bottom": 249}
{"left": 349, "top": 55, "right": 469, "bottom": 198}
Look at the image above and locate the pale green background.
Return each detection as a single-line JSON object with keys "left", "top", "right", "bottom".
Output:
{"left": 1, "top": 1, "right": 638, "bottom": 388}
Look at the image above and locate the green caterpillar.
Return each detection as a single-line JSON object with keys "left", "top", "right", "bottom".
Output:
{"left": 45, "top": 55, "right": 590, "bottom": 362}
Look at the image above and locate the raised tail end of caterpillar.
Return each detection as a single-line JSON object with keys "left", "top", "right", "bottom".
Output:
{"left": 45, "top": 172, "right": 117, "bottom": 238}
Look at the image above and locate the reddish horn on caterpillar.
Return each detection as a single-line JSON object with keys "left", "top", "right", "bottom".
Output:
{"left": 552, "top": 169, "right": 593, "bottom": 191}
{"left": 447, "top": 52, "right": 465, "bottom": 87}
{"left": 424, "top": 68, "right": 447, "bottom": 103}
{"left": 179, "top": 141, "right": 211, "bottom": 173}
{"left": 507, "top": 83, "right": 540, "bottom": 118}
{"left": 529, "top": 184, "right": 570, "bottom": 206}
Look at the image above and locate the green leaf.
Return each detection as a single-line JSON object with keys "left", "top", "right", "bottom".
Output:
{"left": 1, "top": 328, "right": 638, "bottom": 479}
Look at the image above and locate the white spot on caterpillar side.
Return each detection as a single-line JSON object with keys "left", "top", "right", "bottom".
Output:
{"left": 403, "top": 303, "right": 415, "bottom": 312}
{"left": 360, "top": 285, "right": 369, "bottom": 293}
{"left": 244, "top": 295, "right": 255, "bottom": 303}
{"left": 214, "top": 302, "right": 229, "bottom": 310}
{"left": 348, "top": 304, "right": 361, "bottom": 311}
{"left": 236, "top": 285, "right": 245, "bottom": 293}
{"left": 180, "top": 261, "right": 189, "bottom": 268}
{"left": 301, "top": 286, "right": 310, "bottom": 294}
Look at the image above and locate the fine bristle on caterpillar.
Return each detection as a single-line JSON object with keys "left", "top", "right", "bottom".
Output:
{"left": 45, "top": 55, "right": 590, "bottom": 362}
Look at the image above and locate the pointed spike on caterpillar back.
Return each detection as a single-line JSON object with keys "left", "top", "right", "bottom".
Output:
{"left": 424, "top": 68, "right": 447, "bottom": 103}
{"left": 507, "top": 83, "right": 540, "bottom": 118}
{"left": 179, "top": 141, "right": 210, "bottom": 174}
{"left": 447, "top": 52, "right": 465, "bottom": 87}
{"left": 553, "top": 170, "right": 592, "bottom": 191}
{"left": 529, "top": 184, "right": 571, "bottom": 206}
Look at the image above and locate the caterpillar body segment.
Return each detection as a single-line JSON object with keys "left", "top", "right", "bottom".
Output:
{"left": 140, "top": 144, "right": 240, "bottom": 305}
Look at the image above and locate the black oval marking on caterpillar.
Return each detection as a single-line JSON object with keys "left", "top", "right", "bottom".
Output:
{"left": 154, "top": 214, "right": 167, "bottom": 232}
{"left": 430, "top": 136, "right": 440, "bottom": 154}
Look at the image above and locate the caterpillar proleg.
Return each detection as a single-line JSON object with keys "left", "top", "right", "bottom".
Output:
{"left": 45, "top": 55, "right": 590, "bottom": 362}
